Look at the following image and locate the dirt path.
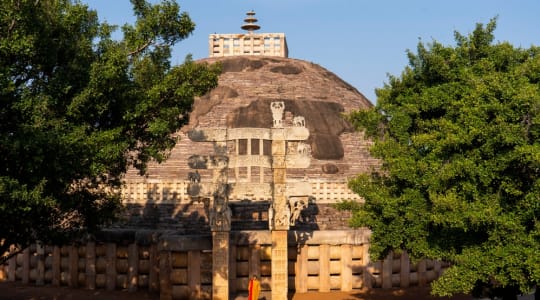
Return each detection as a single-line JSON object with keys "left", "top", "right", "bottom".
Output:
{"left": 0, "top": 281, "right": 474, "bottom": 300}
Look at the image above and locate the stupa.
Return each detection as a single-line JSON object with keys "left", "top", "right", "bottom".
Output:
{"left": 121, "top": 10, "right": 376, "bottom": 300}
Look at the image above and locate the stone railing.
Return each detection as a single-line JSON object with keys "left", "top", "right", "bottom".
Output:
{"left": 0, "top": 229, "right": 447, "bottom": 299}
{"left": 121, "top": 179, "right": 361, "bottom": 204}
{"left": 208, "top": 33, "right": 288, "bottom": 58}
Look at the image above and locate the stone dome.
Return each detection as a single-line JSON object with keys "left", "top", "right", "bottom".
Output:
{"left": 129, "top": 56, "right": 377, "bottom": 181}
{"left": 121, "top": 56, "right": 379, "bottom": 231}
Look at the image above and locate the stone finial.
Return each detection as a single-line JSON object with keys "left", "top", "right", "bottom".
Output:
{"left": 241, "top": 10, "right": 260, "bottom": 33}
{"left": 271, "top": 101, "right": 285, "bottom": 128}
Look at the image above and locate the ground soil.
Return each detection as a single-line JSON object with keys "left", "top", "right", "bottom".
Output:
{"left": 0, "top": 281, "right": 474, "bottom": 300}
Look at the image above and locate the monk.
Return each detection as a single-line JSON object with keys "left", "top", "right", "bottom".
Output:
{"left": 248, "top": 274, "right": 260, "bottom": 300}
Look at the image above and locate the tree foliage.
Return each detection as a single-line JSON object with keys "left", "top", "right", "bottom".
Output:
{"left": 0, "top": 0, "right": 220, "bottom": 262}
{"left": 344, "top": 19, "right": 540, "bottom": 298}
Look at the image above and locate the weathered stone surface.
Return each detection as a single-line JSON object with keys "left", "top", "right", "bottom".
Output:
{"left": 322, "top": 163, "right": 339, "bottom": 174}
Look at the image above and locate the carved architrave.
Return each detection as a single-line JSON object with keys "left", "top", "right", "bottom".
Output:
{"left": 271, "top": 128, "right": 286, "bottom": 141}
{"left": 189, "top": 126, "right": 308, "bottom": 146}
{"left": 230, "top": 183, "right": 272, "bottom": 199}
{"left": 285, "top": 181, "right": 312, "bottom": 197}
{"left": 227, "top": 128, "right": 272, "bottom": 140}
{"left": 285, "top": 154, "right": 311, "bottom": 168}
{"left": 272, "top": 156, "right": 286, "bottom": 169}
{"left": 229, "top": 155, "right": 272, "bottom": 168}
{"left": 284, "top": 127, "right": 309, "bottom": 141}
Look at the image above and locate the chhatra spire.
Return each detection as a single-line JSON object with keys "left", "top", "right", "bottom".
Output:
{"left": 241, "top": 10, "right": 260, "bottom": 33}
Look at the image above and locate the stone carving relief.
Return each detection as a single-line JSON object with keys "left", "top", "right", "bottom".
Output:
{"left": 269, "top": 206, "right": 291, "bottom": 230}
{"left": 271, "top": 101, "right": 285, "bottom": 128}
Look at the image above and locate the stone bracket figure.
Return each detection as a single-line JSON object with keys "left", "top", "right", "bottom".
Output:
{"left": 289, "top": 196, "right": 309, "bottom": 226}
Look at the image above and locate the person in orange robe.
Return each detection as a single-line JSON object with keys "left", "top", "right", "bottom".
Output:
{"left": 248, "top": 274, "right": 260, "bottom": 300}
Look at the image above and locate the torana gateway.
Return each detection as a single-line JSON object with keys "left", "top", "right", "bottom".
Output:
{"left": 2, "top": 11, "right": 449, "bottom": 300}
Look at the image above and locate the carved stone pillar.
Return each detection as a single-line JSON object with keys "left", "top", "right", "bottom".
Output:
{"left": 270, "top": 102, "right": 290, "bottom": 300}
{"left": 209, "top": 154, "right": 230, "bottom": 300}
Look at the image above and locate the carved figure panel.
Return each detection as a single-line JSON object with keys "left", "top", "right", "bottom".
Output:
{"left": 272, "top": 208, "right": 290, "bottom": 230}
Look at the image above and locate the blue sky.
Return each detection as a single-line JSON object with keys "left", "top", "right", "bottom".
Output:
{"left": 82, "top": 0, "right": 540, "bottom": 103}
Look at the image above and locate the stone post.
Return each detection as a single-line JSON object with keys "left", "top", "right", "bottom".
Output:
{"left": 187, "top": 140, "right": 231, "bottom": 300}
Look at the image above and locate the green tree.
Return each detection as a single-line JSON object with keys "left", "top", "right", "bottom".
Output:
{"left": 0, "top": 0, "right": 220, "bottom": 263}
{"left": 343, "top": 19, "right": 540, "bottom": 299}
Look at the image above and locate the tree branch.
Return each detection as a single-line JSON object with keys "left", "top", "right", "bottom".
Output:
{"left": 128, "top": 39, "right": 154, "bottom": 56}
